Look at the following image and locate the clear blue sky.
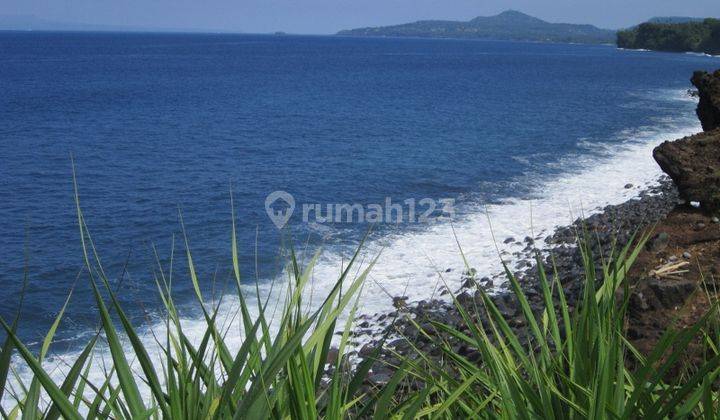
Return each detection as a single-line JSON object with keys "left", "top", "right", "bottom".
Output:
{"left": 2, "top": 0, "right": 719, "bottom": 34}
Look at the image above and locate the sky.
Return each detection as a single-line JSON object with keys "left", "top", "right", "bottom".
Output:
{"left": 1, "top": 0, "right": 719, "bottom": 34}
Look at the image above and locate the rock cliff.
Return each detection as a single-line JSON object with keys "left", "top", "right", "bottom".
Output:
{"left": 692, "top": 70, "right": 720, "bottom": 131}
{"left": 654, "top": 69, "right": 720, "bottom": 211}
{"left": 654, "top": 129, "right": 720, "bottom": 211}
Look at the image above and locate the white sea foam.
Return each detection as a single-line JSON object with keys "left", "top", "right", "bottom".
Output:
{"left": 617, "top": 48, "right": 652, "bottom": 52}
{"left": 685, "top": 52, "right": 720, "bottom": 58}
{"left": 2, "top": 90, "right": 703, "bottom": 409}
{"left": 304, "top": 120, "right": 701, "bottom": 320}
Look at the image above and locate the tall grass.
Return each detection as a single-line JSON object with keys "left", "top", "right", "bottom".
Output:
{"left": 393, "top": 232, "right": 720, "bottom": 418}
{"left": 0, "top": 181, "right": 387, "bottom": 419}
{"left": 1, "top": 183, "right": 719, "bottom": 418}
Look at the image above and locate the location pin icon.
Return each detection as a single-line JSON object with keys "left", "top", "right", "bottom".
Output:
{"left": 265, "top": 191, "right": 295, "bottom": 229}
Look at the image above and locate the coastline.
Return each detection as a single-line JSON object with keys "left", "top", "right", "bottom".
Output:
{"left": 348, "top": 70, "right": 720, "bottom": 388}
{"left": 3, "top": 86, "right": 702, "bottom": 408}
{"left": 307, "top": 110, "right": 700, "bottom": 325}
{"left": 349, "top": 177, "right": 681, "bottom": 383}
{"left": 4, "top": 88, "right": 704, "bottom": 411}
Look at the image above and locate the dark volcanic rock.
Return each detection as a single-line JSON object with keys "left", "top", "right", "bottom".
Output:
{"left": 646, "top": 279, "right": 696, "bottom": 310}
{"left": 692, "top": 70, "right": 720, "bottom": 132}
{"left": 653, "top": 129, "right": 720, "bottom": 211}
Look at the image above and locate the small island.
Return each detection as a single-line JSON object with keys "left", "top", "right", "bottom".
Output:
{"left": 337, "top": 10, "right": 616, "bottom": 44}
{"left": 617, "top": 18, "right": 720, "bottom": 54}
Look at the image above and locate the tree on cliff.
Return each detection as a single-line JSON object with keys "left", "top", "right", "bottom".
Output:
{"left": 617, "top": 18, "right": 720, "bottom": 54}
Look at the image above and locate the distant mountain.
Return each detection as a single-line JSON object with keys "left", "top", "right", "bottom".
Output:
{"left": 617, "top": 18, "right": 720, "bottom": 54}
{"left": 337, "top": 10, "right": 615, "bottom": 44}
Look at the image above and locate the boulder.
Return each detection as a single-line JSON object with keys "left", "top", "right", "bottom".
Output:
{"left": 692, "top": 70, "right": 720, "bottom": 132}
{"left": 653, "top": 129, "right": 720, "bottom": 211}
{"left": 646, "top": 278, "right": 696, "bottom": 310}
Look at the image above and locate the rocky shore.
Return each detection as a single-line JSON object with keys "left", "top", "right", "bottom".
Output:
{"left": 348, "top": 69, "right": 720, "bottom": 387}
{"left": 348, "top": 179, "right": 680, "bottom": 384}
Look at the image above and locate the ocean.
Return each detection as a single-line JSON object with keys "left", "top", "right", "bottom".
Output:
{"left": 0, "top": 32, "right": 717, "bottom": 388}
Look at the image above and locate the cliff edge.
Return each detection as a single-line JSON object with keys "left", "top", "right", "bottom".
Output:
{"left": 654, "top": 70, "right": 720, "bottom": 211}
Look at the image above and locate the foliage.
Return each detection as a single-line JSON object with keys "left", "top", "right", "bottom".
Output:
{"left": 388, "top": 232, "right": 720, "bottom": 418}
{"left": 0, "top": 181, "right": 389, "bottom": 419}
{"left": 1, "top": 186, "right": 720, "bottom": 418}
{"left": 617, "top": 19, "right": 720, "bottom": 54}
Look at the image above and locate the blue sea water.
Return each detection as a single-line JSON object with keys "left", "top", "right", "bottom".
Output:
{"left": 0, "top": 32, "right": 717, "bottom": 354}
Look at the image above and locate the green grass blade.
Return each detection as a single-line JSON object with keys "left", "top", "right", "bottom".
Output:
{"left": 23, "top": 290, "right": 73, "bottom": 419}
{"left": 45, "top": 334, "right": 98, "bottom": 420}
{"left": 0, "top": 317, "right": 81, "bottom": 420}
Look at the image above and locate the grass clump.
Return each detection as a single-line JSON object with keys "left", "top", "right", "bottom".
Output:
{"left": 0, "top": 183, "right": 385, "bottom": 419}
{"left": 1, "top": 184, "right": 720, "bottom": 418}
{"left": 392, "top": 232, "right": 720, "bottom": 418}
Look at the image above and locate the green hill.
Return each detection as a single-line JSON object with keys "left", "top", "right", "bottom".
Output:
{"left": 337, "top": 10, "right": 615, "bottom": 44}
{"left": 617, "top": 19, "right": 720, "bottom": 54}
